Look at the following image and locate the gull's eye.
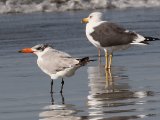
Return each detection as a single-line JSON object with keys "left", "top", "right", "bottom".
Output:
{"left": 89, "top": 16, "right": 92, "bottom": 18}
{"left": 36, "top": 47, "right": 42, "bottom": 50}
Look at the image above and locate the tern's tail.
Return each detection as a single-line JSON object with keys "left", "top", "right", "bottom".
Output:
{"left": 78, "top": 57, "right": 95, "bottom": 66}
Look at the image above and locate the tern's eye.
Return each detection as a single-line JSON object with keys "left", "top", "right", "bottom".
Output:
{"left": 36, "top": 47, "right": 42, "bottom": 50}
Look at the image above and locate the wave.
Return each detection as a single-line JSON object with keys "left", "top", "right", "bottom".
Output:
{"left": 0, "top": 0, "right": 160, "bottom": 14}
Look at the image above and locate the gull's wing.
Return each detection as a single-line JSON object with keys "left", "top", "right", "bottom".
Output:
{"left": 90, "top": 22, "right": 138, "bottom": 47}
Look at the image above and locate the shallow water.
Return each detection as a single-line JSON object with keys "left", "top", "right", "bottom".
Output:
{"left": 0, "top": 8, "right": 160, "bottom": 120}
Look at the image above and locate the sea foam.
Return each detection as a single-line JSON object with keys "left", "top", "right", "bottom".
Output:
{"left": 0, "top": 0, "right": 160, "bottom": 14}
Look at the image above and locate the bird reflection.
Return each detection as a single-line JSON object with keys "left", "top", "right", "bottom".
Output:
{"left": 87, "top": 64, "right": 154, "bottom": 120}
{"left": 39, "top": 94, "right": 80, "bottom": 120}
{"left": 39, "top": 104, "right": 80, "bottom": 120}
{"left": 88, "top": 65, "right": 130, "bottom": 96}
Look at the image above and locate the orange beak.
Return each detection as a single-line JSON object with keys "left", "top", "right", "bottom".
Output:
{"left": 18, "top": 48, "right": 34, "bottom": 53}
{"left": 81, "top": 17, "right": 89, "bottom": 23}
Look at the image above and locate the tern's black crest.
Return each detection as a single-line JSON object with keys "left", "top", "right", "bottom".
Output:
{"left": 33, "top": 44, "right": 51, "bottom": 51}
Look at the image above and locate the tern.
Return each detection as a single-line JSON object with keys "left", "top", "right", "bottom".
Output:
{"left": 19, "top": 44, "right": 91, "bottom": 93}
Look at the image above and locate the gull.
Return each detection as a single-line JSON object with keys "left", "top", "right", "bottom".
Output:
{"left": 19, "top": 44, "right": 91, "bottom": 93}
{"left": 82, "top": 12, "right": 159, "bottom": 69}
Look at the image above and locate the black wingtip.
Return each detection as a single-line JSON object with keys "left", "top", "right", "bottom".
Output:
{"left": 78, "top": 57, "right": 96, "bottom": 66}
{"left": 144, "top": 36, "right": 160, "bottom": 41}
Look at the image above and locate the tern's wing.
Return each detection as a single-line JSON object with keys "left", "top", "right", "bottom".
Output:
{"left": 38, "top": 49, "right": 79, "bottom": 74}
{"left": 51, "top": 49, "right": 72, "bottom": 58}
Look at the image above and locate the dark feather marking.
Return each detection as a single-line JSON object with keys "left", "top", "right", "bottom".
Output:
{"left": 77, "top": 57, "right": 95, "bottom": 66}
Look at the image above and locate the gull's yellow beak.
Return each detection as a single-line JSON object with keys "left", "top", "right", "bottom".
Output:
{"left": 18, "top": 48, "right": 34, "bottom": 53}
{"left": 81, "top": 17, "right": 89, "bottom": 23}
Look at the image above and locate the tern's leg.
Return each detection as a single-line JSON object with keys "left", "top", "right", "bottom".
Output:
{"left": 98, "top": 48, "right": 101, "bottom": 57}
{"left": 60, "top": 78, "right": 64, "bottom": 93}
{"left": 50, "top": 92, "right": 54, "bottom": 105}
{"left": 108, "top": 53, "right": 113, "bottom": 69}
{"left": 105, "top": 50, "right": 109, "bottom": 69}
{"left": 50, "top": 79, "right": 53, "bottom": 93}
{"left": 60, "top": 92, "right": 65, "bottom": 104}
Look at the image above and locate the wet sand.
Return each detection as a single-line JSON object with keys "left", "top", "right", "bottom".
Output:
{"left": 0, "top": 8, "right": 160, "bottom": 120}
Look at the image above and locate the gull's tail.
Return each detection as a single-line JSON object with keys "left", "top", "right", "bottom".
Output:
{"left": 77, "top": 57, "right": 95, "bottom": 66}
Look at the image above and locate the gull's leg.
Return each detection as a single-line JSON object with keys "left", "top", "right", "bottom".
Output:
{"left": 105, "top": 50, "right": 109, "bottom": 69}
{"left": 98, "top": 48, "right": 101, "bottom": 57}
{"left": 60, "top": 78, "right": 64, "bottom": 93}
{"left": 108, "top": 53, "right": 113, "bottom": 69}
{"left": 50, "top": 79, "right": 53, "bottom": 93}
